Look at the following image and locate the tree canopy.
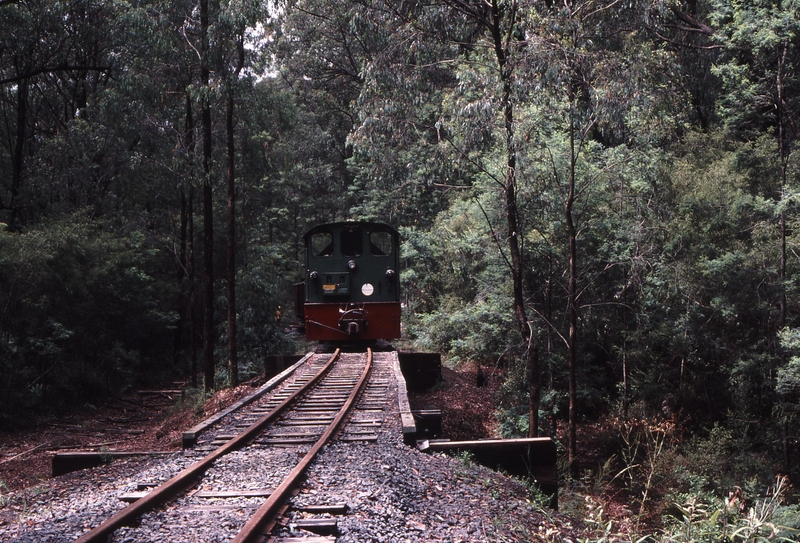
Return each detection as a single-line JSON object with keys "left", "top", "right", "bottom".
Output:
{"left": 2, "top": 0, "right": 800, "bottom": 533}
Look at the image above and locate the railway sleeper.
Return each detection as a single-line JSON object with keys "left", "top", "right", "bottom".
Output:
{"left": 290, "top": 517, "right": 339, "bottom": 536}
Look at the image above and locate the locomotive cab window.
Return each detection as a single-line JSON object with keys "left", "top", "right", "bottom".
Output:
{"left": 370, "top": 231, "right": 393, "bottom": 256}
{"left": 310, "top": 231, "right": 333, "bottom": 257}
{"left": 341, "top": 227, "right": 363, "bottom": 257}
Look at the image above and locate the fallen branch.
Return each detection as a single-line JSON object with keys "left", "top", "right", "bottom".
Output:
{"left": 47, "top": 441, "right": 122, "bottom": 451}
{"left": 0, "top": 443, "right": 48, "bottom": 465}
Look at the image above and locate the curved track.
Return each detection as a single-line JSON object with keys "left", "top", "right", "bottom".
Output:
{"left": 74, "top": 348, "right": 372, "bottom": 543}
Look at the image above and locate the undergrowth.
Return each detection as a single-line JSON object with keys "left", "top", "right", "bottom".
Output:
{"left": 0, "top": 479, "right": 9, "bottom": 508}
{"left": 170, "top": 388, "right": 211, "bottom": 416}
{"left": 551, "top": 412, "right": 800, "bottom": 543}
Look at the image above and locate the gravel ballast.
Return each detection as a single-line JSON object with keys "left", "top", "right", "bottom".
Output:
{"left": 0, "top": 352, "right": 575, "bottom": 542}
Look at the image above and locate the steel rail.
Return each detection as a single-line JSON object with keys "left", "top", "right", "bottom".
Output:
{"left": 73, "top": 349, "right": 342, "bottom": 543}
{"left": 232, "top": 348, "right": 373, "bottom": 543}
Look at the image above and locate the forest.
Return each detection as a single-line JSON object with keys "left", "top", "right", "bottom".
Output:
{"left": 2, "top": 0, "right": 800, "bottom": 539}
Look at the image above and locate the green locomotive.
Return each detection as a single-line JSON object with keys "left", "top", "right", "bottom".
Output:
{"left": 299, "top": 222, "right": 401, "bottom": 341}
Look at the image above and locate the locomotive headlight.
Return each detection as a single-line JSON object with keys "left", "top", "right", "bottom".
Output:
{"left": 385, "top": 268, "right": 395, "bottom": 278}
{"left": 362, "top": 283, "right": 374, "bottom": 296}
{"left": 347, "top": 260, "right": 357, "bottom": 270}
{"left": 309, "top": 270, "right": 319, "bottom": 280}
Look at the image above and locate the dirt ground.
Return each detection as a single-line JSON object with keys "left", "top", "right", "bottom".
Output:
{"left": 407, "top": 364, "right": 503, "bottom": 441}
{"left": 0, "top": 380, "right": 264, "bottom": 496}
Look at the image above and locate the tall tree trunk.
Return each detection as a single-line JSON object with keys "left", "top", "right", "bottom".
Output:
{"left": 185, "top": 91, "right": 199, "bottom": 389}
{"left": 8, "top": 77, "right": 28, "bottom": 222}
{"left": 489, "top": 0, "right": 540, "bottom": 437}
{"left": 226, "top": 91, "right": 238, "bottom": 387}
{"left": 202, "top": 177, "right": 214, "bottom": 392}
{"left": 201, "top": 0, "right": 215, "bottom": 392}
{"left": 566, "top": 117, "right": 578, "bottom": 471}
{"left": 778, "top": 40, "right": 790, "bottom": 474}
{"left": 202, "top": 166, "right": 214, "bottom": 390}
{"left": 189, "top": 186, "right": 198, "bottom": 389}
{"left": 226, "top": 34, "right": 245, "bottom": 388}
{"left": 174, "top": 187, "right": 189, "bottom": 367}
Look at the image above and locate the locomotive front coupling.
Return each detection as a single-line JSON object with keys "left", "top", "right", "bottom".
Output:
{"left": 339, "top": 307, "right": 368, "bottom": 336}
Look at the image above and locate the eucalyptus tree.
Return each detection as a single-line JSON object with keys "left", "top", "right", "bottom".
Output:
{"left": 709, "top": 0, "right": 800, "bottom": 473}
{"left": 116, "top": 0, "right": 219, "bottom": 389}
{"left": 342, "top": 0, "right": 698, "bottom": 469}
{"left": 214, "top": 0, "right": 271, "bottom": 386}
{"left": 514, "top": 0, "right": 683, "bottom": 466}
{"left": 710, "top": 0, "right": 800, "bottom": 329}
{"left": 224, "top": 23, "right": 245, "bottom": 387}
{"left": 276, "top": 0, "right": 466, "bottom": 229}
{"left": 0, "top": 0, "right": 124, "bottom": 227}
{"left": 198, "top": 0, "right": 216, "bottom": 391}
{"left": 273, "top": 0, "right": 376, "bottom": 225}
{"left": 182, "top": 0, "right": 263, "bottom": 390}
{"left": 154, "top": 0, "right": 206, "bottom": 385}
{"left": 429, "top": 0, "right": 546, "bottom": 441}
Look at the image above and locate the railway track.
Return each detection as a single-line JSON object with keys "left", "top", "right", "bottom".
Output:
{"left": 0, "top": 347, "right": 565, "bottom": 543}
{"left": 74, "top": 348, "right": 377, "bottom": 543}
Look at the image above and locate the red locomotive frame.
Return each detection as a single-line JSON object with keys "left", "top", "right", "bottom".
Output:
{"left": 303, "top": 302, "right": 401, "bottom": 341}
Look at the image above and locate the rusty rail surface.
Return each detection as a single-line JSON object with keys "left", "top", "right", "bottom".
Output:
{"left": 233, "top": 348, "right": 372, "bottom": 543}
{"left": 74, "top": 348, "right": 370, "bottom": 543}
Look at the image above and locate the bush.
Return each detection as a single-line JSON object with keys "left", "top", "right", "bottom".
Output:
{"left": 660, "top": 476, "right": 800, "bottom": 543}
{"left": 0, "top": 213, "right": 178, "bottom": 427}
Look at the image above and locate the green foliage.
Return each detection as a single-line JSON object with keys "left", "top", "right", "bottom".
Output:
{"left": 678, "top": 424, "right": 738, "bottom": 492}
{"left": 0, "top": 213, "right": 177, "bottom": 427}
{"left": 710, "top": 0, "right": 800, "bottom": 140}
{"left": 455, "top": 450, "right": 476, "bottom": 466}
{"left": 660, "top": 422, "right": 778, "bottom": 505}
{"left": 413, "top": 297, "right": 515, "bottom": 364}
{"left": 233, "top": 238, "right": 300, "bottom": 377}
{"left": 778, "top": 328, "right": 800, "bottom": 399}
{"left": 402, "top": 200, "right": 520, "bottom": 364}
{"left": 773, "top": 505, "right": 800, "bottom": 537}
{"left": 661, "top": 477, "right": 800, "bottom": 543}
{"left": 496, "top": 405, "right": 532, "bottom": 439}
{"left": 619, "top": 131, "right": 788, "bottom": 438}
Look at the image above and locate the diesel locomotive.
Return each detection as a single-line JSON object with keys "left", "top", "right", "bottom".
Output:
{"left": 297, "top": 221, "right": 401, "bottom": 342}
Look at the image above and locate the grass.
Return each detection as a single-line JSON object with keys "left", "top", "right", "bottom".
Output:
{"left": 0, "top": 479, "right": 10, "bottom": 508}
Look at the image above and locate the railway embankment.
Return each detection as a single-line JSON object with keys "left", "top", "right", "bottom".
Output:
{"left": 0, "top": 353, "right": 577, "bottom": 542}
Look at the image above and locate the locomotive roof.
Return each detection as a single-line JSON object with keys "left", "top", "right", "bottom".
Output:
{"left": 303, "top": 221, "right": 399, "bottom": 240}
